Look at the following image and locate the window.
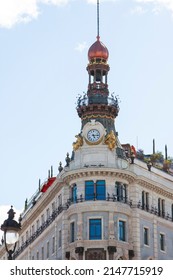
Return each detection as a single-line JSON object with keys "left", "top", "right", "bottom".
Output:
{"left": 52, "top": 202, "right": 55, "bottom": 213}
{"left": 158, "top": 198, "right": 165, "bottom": 217}
{"left": 59, "top": 230, "right": 62, "bottom": 248}
{"left": 47, "top": 242, "right": 49, "bottom": 258}
{"left": 41, "top": 214, "right": 45, "bottom": 225}
{"left": 161, "top": 200, "right": 165, "bottom": 217}
{"left": 89, "top": 219, "right": 102, "bottom": 240}
{"left": 115, "top": 182, "right": 127, "bottom": 202}
{"left": 32, "top": 225, "right": 35, "bottom": 235}
{"left": 26, "top": 231, "right": 28, "bottom": 241}
{"left": 96, "top": 180, "right": 106, "bottom": 200}
{"left": 85, "top": 181, "right": 94, "bottom": 200}
{"left": 46, "top": 208, "right": 50, "bottom": 220}
{"left": 58, "top": 194, "right": 62, "bottom": 206}
{"left": 70, "top": 222, "right": 75, "bottom": 243}
{"left": 41, "top": 247, "right": 44, "bottom": 259}
{"left": 144, "top": 227, "right": 149, "bottom": 245}
{"left": 52, "top": 236, "right": 55, "bottom": 254}
{"left": 71, "top": 184, "right": 77, "bottom": 203}
{"left": 119, "top": 220, "right": 126, "bottom": 241}
{"left": 142, "top": 191, "right": 149, "bottom": 210}
{"left": 160, "top": 234, "right": 165, "bottom": 251}
{"left": 21, "top": 236, "right": 24, "bottom": 245}
{"left": 36, "top": 251, "right": 39, "bottom": 260}
{"left": 36, "top": 219, "right": 40, "bottom": 230}
{"left": 85, "top": 180, "right": 106, "bottom": 200}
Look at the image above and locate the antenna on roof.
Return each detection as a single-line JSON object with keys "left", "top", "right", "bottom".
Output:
{"left": 97, "top": 0, "right": 100, "bottom": 38}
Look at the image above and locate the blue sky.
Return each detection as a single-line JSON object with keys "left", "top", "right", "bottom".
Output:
{"left": 0, "top": 0, "right": 173, "bottom": 229}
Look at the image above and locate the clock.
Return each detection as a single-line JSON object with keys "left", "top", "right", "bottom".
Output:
{"left": 87, "top": 129, "right": 100, "bottom": 142}
{"left": 82, "top": 120, "right": 106, "bottom": 146}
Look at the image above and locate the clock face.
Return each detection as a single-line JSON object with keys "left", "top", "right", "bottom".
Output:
{"left": 87, "top": 129, "right": 100, "bottom": 142}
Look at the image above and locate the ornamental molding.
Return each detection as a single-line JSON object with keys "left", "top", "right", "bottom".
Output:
{"left": 66, "top": 202, "right": 132, "bottom": 217}
{"left": 62, "top": 168, "right": 136, "bottom": 185}
{"left": 62, "top": 168, "right": 173, "bottom": 199}
{"left": 136, "top": 177, "right": 173, "bottom": 199}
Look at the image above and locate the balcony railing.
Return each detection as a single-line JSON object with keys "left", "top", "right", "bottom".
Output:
{"left": 136, "top": 200, "right": 172, "bottom": 221}
{"left": 76, "top": 94, "right": 119, "bottom": 109}
{"left": 13, "top": 196, "right": 173, "bottom": 259}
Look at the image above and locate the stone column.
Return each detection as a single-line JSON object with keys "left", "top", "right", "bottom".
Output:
{"left": 77, "top": 213, "right": 83, "bottom": 241}
{"left": 61, "top": 212, "right": 69, "bottom": 260}
{"left": 108, "top": 212, "right": 115, "bottom": 240}
{"left": 153, "top": 219, "right": 158, "bottom": 259}
{"left": 131, "top": 211, "right": 141, "bottom": 259}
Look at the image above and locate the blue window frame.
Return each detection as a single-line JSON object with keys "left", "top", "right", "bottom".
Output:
{"left": 85, "top": 181, "right": 94, "bottom": 200}
{"left": 119, "top": 220, "right": 126, "bottom": 241}
{"left": 85, "top": 180, "right": 106, "bottom": 200}
{"left": 71, "top": 184, "right": 77, "bottom": 203}
{"left": 89, "top": 219, "right": 102, "bottom": 240}
{"left": 96, "top": 180, "right": 106, "bottom": 200}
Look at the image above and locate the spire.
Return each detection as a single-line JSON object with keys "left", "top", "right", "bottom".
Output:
{"left": 97, "top": 0, "right": 100, "bottom": 38}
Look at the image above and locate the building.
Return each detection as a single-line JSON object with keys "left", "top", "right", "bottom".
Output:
{"left": 1, "top": 4, "right": 173, "bottom": 261}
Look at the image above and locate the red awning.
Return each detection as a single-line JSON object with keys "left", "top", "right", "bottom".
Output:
{"left": 41, "top": 177, "right": 56, "bottom": 193}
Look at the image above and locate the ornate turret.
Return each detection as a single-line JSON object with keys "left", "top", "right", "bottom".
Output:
{"left": 76, "top": 1, "right": 119, "bottom": 134}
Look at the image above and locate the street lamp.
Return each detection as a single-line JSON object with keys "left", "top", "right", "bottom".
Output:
{"left": 1, "top": 206, "right": 21, "bottom": 260}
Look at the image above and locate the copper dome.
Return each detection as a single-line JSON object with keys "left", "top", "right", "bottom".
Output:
{"left": 88, "top": 36, "right": 109, "bottom": 61}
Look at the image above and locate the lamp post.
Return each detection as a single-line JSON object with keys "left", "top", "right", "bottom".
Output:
{"left": 1, "top": 206, "right": 21, "bottom": 260}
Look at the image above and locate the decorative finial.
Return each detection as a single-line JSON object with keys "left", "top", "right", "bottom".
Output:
{"left": 51, "top": 165, "right": 53, "bottom": 177}
{"left": 58, "top": 162, "right": 63, "bottom": 173}
{"left": 153, "top": 139, "right": 155, "bottom": 154}
{"left": 38, "top": 178, "right": 41, "bottom": 191}
{"left": 165, "top": 144, "right": 168, "bottom": 160}
{"left": 97, "top": 0, "right": 100, "bottom": 39}
{"left": 65, "top": 152, "right": 71, "bottom": 167}
{"left": 24, "top": 199, "right": 28, "bottom": 211}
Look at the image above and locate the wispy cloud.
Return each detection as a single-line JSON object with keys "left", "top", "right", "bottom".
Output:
{"left": 0, "top": 0, "right": 173, "bottom": 29}
{"left": 131, "top": 5, "right": 147, "bottom": 15}
{"left": 75, "top": 41, "right": 88, "bottom": 52}
{"left": 0, "top": 0, "right": 70, "bottom": 29}
{"left": 0, "top": 205, "right": 22, "bottom": 243}
{"left": 135, "top": 0, "right": 173, "bottom": 14}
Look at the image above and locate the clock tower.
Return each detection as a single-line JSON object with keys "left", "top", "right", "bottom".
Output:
{"left": 73, "top": 1, "right": 121, "bottom": 157}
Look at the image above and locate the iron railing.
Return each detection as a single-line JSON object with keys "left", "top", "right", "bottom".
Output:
{"left": 13, "top": 196, "right": 173, "bottom": 259}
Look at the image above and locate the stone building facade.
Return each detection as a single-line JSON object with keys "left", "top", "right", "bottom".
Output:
{"left": 1, "top": 5, "right": 173, "bottom": 261}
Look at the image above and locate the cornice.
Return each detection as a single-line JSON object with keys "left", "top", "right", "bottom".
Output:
{"left": 61, "top": 168, "right": 135, "bottom": 185}
{"left": 62, "top": 167, "right": 173, "bottom": 199}
{"left": 136, "top": 176, "right": 173, "bottom": 199}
